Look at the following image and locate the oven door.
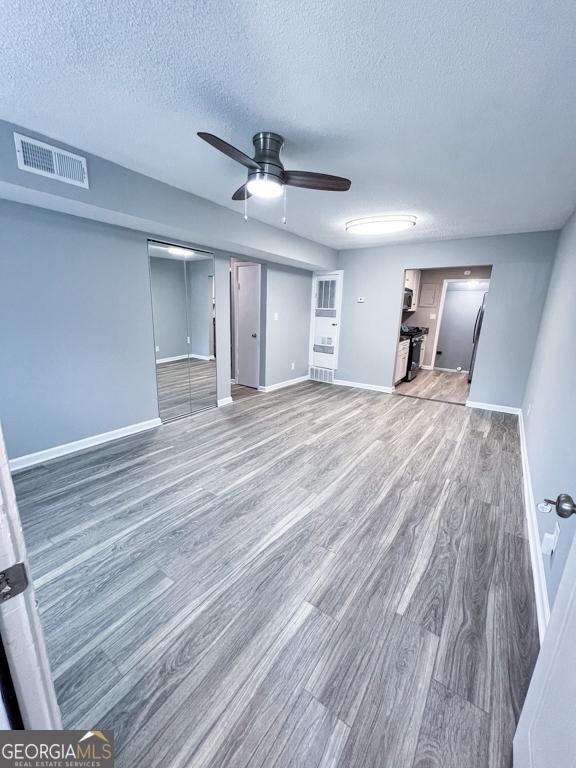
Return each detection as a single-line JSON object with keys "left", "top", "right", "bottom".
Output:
{"left": 406, "top": 335, "right": 424, "bottom": 381}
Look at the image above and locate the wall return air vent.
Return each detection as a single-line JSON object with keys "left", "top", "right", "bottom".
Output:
{"left": 14, "top": 132, "right": 89, "bottom": 188}
{"left": 310, "top": 366, "right": 334, "bottom": 384}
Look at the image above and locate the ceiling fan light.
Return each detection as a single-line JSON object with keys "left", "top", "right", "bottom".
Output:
{"left": 246, "top": 175, "right": 283, "bottom": 199}
{"left": 345, "top": 215, "right": 417, "bottom": 235}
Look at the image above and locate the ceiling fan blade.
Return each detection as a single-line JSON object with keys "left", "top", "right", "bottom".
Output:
{"left": 197, "top": 132, "right": 261, "bottom": 171}
{"left": 283, "top": 170, "right": 351, "bottom": 192}
{"left": 232, "top": 184, "right": 251, "bottom": 201}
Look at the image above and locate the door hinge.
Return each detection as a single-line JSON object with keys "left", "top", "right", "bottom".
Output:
{"left": 0, "top": 563, "right": 29, "bottom": 601}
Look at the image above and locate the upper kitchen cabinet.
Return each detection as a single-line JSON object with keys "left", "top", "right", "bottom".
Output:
{"left": 404, "top": 269, "right": 421, "bottom": 311}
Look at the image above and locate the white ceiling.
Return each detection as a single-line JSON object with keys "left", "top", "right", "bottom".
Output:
{"left": 1, "top": 0, "right": 576, "bottom": 250}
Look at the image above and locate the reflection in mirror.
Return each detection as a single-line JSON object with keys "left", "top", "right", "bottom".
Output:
{"left": 148, "top": 241, "right": 217, "bottom": 421}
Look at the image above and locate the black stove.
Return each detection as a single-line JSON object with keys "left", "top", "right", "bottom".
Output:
{"left": 400, "top": 326, "right": 428, "bottom": 381}
{"left": 400, "top": 325, "right": 428, "bottom": 339}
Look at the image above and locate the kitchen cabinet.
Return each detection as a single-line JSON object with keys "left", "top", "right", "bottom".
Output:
{"left": 404, "top": 269, "right": 421, "bottom": 311}
{"left": 395, "top": 339, "right": 410, "bottom": 384}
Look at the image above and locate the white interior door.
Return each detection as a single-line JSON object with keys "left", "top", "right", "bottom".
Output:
{"left": 310, "top": 271, "right": 343, "bottom": 370}
{"left": 235, "top": 263, "right": 260, "bottom": 389}
{"left": 0, "top": 422, "right": 61, "bottom": 728}
{"left": 514, "top": 519, "right": 576, "bottom": 767}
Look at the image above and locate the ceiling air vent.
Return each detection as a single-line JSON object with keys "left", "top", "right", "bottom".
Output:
{"left": 14, "top": 132, "right": 89, "bottom": 189}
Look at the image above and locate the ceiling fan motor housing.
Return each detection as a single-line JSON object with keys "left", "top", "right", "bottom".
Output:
{"left": 249, "top": 131, "right": 285, "bottom": 185}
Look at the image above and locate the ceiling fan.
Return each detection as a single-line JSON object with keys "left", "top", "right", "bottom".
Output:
{"left": 197, "top": 131, "right": 351, "bottom": 200}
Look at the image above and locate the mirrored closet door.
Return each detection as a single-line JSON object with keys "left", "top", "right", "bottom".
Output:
{"left": 148, "top": 241, "right": 217, "bottom": 421}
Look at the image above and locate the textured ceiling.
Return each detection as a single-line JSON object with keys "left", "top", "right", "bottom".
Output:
{"left": 1, "top": 0, "right": 576, "bottom": 249}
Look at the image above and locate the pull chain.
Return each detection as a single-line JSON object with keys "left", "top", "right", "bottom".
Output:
{"left": 282, "top": 185, "right": 287, "bottom": 225}
{"left": 244, "top": 192, "right": 248, "bottom": 222}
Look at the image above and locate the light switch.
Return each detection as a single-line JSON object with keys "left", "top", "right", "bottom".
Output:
{"left": 274, "top": 312, "right": 279, "bottom": 321}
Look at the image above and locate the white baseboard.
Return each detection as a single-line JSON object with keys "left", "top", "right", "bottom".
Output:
{"left": 333, "top": 379, "right": 394, "bottom": 394}
{"left": 190, "top": 354, "right": 211, "bottom": 361}
{"left": 421, "top": 365, "right": 434, "bottom": 370}
{"left": 9, "top": 418, "right": 162, "bottom": 473}
{"left": 258, "top": 375, "right": 310, "bottom": 393}
{"left": 217, "top": 397, "right": 233, "bottom": 407}
{"left": 518, "top": 411, "right": 550, "bottom": 643}
{"left": 157, "top": 354, "right": 188, "bottom": 364}
{"left": 465, "top": 400, "right": 522, "bottom": 415}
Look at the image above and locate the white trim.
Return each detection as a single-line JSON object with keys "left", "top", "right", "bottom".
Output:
{"left": 333, "top": 379, "right": 394, "bottom": 394}
{"left": 518, "top": 411, "right": 550, "bottom": 642}
{"left": 189, "top": 353, "right": 211, "bottom": 361}
{"left": 233, "top": 261, "right": 261, "bottom": 387}
{"left": 258, "top": 375, "right": 310, "bottom": 393}
{"left": 157, "top": 354, "right": 188, "bottom": 364}
{"left": 217, "top": 397, "right": 233, "bottom": 407}
{"left": 421, "top": 364, "right": 434, "bottom": 370}
{"left": 465, "top": 400, "right": 521, "bottom": 415}
{"left": 9, "top": 418, "right": 162, "bottom": 473}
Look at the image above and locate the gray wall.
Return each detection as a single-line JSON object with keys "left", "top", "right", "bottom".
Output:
{"left": 435, "top": 283, "right": 488, "bottom": 371}
{"left": 404, "top": 265, "right": 492, "bottom": 366}
{"left": 186, "top": 258, "right": 213, "bottom": 358}
{"left": 336, "top": 232, "right": 557, "bottom": 407}
{"left": 0, "top": 200, "right": 159, "bottom": 459}
{"left": 264, "top": 265, "right": 312, "bottom": 387}
{"left": 149, "top": 257, "right": 188, "bottom": 360}
{"left": 0, "top": 200, "right": 234, "bottom": 459}
{"left": 0, "top": 119, "right": 336, "bottom": 272}
{"left": 522, "top": 211, "right": 576, "bottom": 606}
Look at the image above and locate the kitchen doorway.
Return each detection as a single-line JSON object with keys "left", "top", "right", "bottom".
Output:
{"left": 393, "top": 266, "right": 492, "bottom": 405}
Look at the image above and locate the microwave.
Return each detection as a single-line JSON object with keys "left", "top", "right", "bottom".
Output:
{"left": 403, "top": 288, "right": 413, "bottom": 310}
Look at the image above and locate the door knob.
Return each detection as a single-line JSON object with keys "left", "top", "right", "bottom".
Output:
{"left": 251, "top": 333, "right": 257, "bottom": 338}
{"left": 544, "top": 494, "right": 576, "bottom": 518}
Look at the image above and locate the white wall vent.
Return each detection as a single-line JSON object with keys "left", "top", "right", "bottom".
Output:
{"left": 14, "top": 132, "right": 89, "bottom": 188}
{"left": 310, "top": 366, "right": 334, "bottom": 384}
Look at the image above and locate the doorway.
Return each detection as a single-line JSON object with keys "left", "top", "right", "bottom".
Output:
{"left": 393, "top": 266, "right": 492, "bottom": 405}
{"left": 230, "top": 259, "right": 262, "bottom": 402}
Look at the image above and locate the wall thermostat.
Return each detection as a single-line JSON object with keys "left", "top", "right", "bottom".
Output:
{"left": 357, "top": 297, "right": 365, "bottom": 303}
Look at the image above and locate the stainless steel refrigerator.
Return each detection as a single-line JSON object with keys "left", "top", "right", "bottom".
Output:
{"left": 468, "top": 293, "right": 487, "bottom": 384}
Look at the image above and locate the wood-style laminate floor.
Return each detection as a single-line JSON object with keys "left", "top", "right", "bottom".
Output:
{"left": 395, "top": 368, "right": 471, "bottom": 405}
{"left": 231, "top": 383, "right": 260, "bottom": 401}
{"left": 13, "top": 382, "right": 538, "bottom": 768}
{"left": 156, "top": 358, "right": 217, "bottom": 420}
